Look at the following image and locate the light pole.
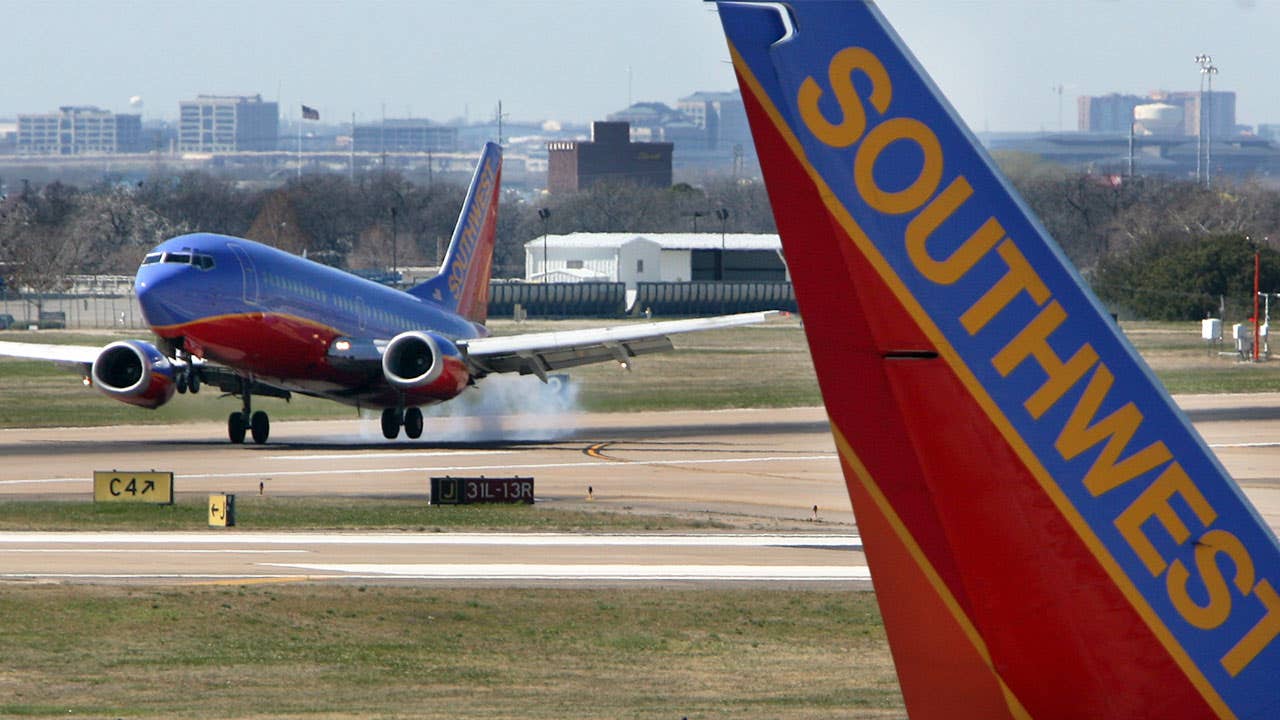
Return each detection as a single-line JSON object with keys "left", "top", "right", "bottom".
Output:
{"left": 1204, "top": 62, "right": 1218, "bottom": 188}
{"left": 714, "top": 208, "right": 730, "bottom": 282}
{"left": 537, "top": 208, "right": 551, "bottom": 282}
{"left": 1194, "top": 53, "right": 1211, "bottom": 185}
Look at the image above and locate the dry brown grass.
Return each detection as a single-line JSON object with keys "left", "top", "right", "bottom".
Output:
{"left": 0, "top": 585, "right": 903, "bottom": 719}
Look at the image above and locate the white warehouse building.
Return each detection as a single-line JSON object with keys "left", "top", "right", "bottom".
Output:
{"left": 523, "top": 233, "right": 788, "bottom": 289}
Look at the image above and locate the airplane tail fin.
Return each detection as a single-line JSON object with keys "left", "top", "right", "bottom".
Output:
{"left": 715, "top": 1, "right": 1280, "bottom": 718}
{"left": 408, "top": 142, "right": 503, "bottom": 323}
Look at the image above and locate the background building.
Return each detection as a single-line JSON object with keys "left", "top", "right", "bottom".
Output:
{"left": 353, "top": 119, "right": 458, "bottom": 153}
{"left": 677, "top": 90, "right": 752, "bottom": 152}
{"left": 17, "top": 107, "right": 143, "bottom": 155}
{"left": 1078, "top": 94, "right": 1146, "bottom": 133}
{"left": 547, "top": 121, "right": 672, "bottom": 192}
{"left": 1078, "top": 90, "right": 1237, "bottom": 139}
{"left": 524, "top": 232, "right": 787, "bottom": 289}
{"left": 178, "top": 94, "right": 278, "bottom": 152}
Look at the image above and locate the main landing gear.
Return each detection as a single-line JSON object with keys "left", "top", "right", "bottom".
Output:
{"left": 228, "top": 378, "right": 270, "bottom": 444}
{"left": 380, "top": 406, "right": 423, "bottom": 440}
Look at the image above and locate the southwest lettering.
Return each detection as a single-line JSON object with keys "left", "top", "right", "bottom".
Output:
{"left": 905, "top": 176, "right": 1006, "bottom": 285}
{"left": 1167, "top": 529, "right": 1254, "bottom": 631}
{"left": 795, "top": 42, "right": 1280, "bottom": 688}
{"left": 1115, "top": 462, "right": 1217, "bottom": 577}
{"left": 797, "top": 47, "right": 891, "bottom": 149}
{"left": 959, "top": 240, "right": 1051, "bottom": 335}
{"left": 853, "top": 117, "right": 942, "bottom": 215}
{"left": 1056, "top": 364, "right": 1173, "bottom": 496}
{"left": 447, "top": 162, "right": 496, "bottom": 296}
{"left": 991, "top": 301, "right": 1098, "bottom": 419}
{"left": 1222, "top": 580, "right": 1280, "bottom": 677}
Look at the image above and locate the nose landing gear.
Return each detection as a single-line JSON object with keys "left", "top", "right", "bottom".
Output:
{"left": 227, "top": 378, "right": 270, "bottom": 444}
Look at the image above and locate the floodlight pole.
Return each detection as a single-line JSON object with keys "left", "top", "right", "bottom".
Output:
{"left": 1194, "top": 54, "right": 1211, "bottom": 185}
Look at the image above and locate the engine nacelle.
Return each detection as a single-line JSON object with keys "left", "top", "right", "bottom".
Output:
{"left": 382, "top": 331, "right": 470, "bottom": 400}
{"left": 90, "top": 340, "right": 177, "bottom": 409}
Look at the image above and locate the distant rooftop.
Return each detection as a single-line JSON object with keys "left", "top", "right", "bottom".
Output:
{"left": 525, "top": 232, "right": 780, "bottom": 251}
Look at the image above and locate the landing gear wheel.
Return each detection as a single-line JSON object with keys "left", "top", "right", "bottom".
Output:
{"left": 177, "top": 372, "right": 188, "bottom": 394}
{"left": 250, "top": 411, "right": 270, "bottom": 444}
{"left": 228, "top": 412, "right": 246, "bottom": 444}
{"left": 189, "top": 370, "right": 200, "bottom": 394}
{"left": 381, "top": 407, "right": 403, "bottom": 440}
{"left": 404, "top": 407, "right": 424, "bottom": 440}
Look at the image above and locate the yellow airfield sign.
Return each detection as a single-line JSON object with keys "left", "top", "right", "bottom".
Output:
{"left": 93, "top": 471, "right": 174, "bottom": 505}
{"left": 208, "top": 494, "right": 236, "bottom": 527}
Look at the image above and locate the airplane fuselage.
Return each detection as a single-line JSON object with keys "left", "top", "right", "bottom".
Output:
{"left": 136, "top": 232, "right": 486, "bottom": 408}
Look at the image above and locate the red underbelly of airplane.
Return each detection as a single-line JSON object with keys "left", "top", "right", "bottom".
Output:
{"left": 156, "top": 313, "right": 471, "bottom": 407}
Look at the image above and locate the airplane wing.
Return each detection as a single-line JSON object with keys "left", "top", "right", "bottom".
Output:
{"left": 459, "top": 311, "right": 775, "bottom": 379}
{"left": 0, "top": 340, "right": 291, "bottom": 399}
{"left": 0, "top": 340, "right": 99, "bottom": 367}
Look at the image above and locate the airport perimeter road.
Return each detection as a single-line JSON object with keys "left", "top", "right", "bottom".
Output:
{"left": 0, "top": 531, "right": 868, "bottom": 587}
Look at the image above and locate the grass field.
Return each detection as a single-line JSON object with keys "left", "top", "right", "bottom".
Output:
{"left": 2, "top": 318, "right": 1278, "bottom": 430}
{"left": 0, "top": 585, "right": 902, "bottom": 719}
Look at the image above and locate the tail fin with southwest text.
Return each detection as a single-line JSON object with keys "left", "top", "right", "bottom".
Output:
{"left": 410, "top": 141, "right": 502, "bottom": 324}
{"left": 715, "top": 1, "right": 1280, "bottom": 718}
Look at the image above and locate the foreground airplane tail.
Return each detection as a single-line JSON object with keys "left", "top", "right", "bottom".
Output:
{"left": 715, "top": 1, "right": 1280, "bottom": 717}
{"left": 409, "top": 141, "right": 503, "bottom": 323}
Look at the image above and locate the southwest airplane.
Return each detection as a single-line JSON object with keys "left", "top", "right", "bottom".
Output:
{"left": 0, "top": 142, "right": 768, "bottom": 444}
{"left": 714, "top": 1, "right": 1280, "bottom": 717}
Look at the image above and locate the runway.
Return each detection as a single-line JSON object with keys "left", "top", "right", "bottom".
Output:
{"left": 0, "top": 531, "right": 866, "bottom": 585}
{"left": 2, "top": 398, "right": 1280, "bottom": 586}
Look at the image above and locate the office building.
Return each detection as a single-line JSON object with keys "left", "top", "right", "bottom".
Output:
{"left": 17, "top": 107, "right": 143, "bottom": 155}
{"left": 547, "top": 121, "right": 672, "bottom": 193}
{"left": 178, "top": 95, "right": 278, "bottom": 152}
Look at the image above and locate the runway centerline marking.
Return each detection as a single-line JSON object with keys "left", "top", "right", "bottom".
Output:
{"left": 2, "top": 549, "right": 309, "bottom": 554}
{"left": 260, "top": 562, "right": 872, "bottom": 581}
{"left": 263, "top": 450, "right": 517, "bottom": 461}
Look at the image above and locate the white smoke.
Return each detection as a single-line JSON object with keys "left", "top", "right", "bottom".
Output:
{"left": 357, "top": 373, "right": 581, "bottom": 444}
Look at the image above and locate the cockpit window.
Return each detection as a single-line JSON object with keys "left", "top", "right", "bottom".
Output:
{"left": 146, "top": 251, "right": 215, "bottom": 269}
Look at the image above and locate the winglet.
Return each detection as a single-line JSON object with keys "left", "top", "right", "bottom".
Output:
{"left": 715, "top": 1, "right": 1280, "bottom": 717}
{"left": 408, "top": 142, "right": 503, "bottom": 323}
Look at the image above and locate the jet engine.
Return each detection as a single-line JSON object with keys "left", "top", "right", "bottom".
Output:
{"left": 90, "top": 340, "right": 177, "bottom": 409}
{"left": 381, "top": 331, "right": 470, "bottom": 400}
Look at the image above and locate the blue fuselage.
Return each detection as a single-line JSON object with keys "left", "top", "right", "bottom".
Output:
{"left": 135, "top": 233, "right": 485, "bottom": 405}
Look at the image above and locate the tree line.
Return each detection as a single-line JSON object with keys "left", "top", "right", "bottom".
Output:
{"left": 0, "top": 171, "right": 775, "bottom": 299}
{"left": 3, "top": 156, "right": 1279, "bottom": 322}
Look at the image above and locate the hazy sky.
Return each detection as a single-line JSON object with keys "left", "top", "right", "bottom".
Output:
{"left": 5, "top": 1, "right": 1279, "bottom": 132}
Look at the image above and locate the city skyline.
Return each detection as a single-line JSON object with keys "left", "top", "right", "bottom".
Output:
{"left": 4, "top": 1, "right": 1279, "bottom": 132}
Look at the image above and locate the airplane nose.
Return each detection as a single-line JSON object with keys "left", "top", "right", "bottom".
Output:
{"left": 136, "top": 263, "right": 193, "bottom": 327}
